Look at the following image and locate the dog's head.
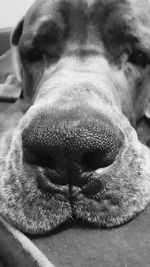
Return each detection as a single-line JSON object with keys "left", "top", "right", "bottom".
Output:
{"left": 1, "top": 0, "right": 150, "bottom": 234}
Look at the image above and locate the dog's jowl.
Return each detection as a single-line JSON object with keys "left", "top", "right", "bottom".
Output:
{"left": 1, "top": 0, "right": 150, "bottom": 234}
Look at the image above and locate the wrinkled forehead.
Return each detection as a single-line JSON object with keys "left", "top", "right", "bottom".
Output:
{"left": 22, "top": 0, "right": 150, "bottom": 50}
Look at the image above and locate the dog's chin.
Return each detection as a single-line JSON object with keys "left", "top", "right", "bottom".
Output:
{"left": 0, "top": 127, "right": 150, "bottom": 234}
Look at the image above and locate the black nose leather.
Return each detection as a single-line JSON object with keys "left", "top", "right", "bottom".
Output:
{"left": 22, "top": 113, "right": 123, "bottom": 185}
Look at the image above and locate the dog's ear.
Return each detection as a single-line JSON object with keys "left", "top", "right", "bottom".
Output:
{"left": 0, "top": 20, "right": 24, "bottom": 102}
{"left": 142, "top": 86, "right": 150, "bottom": 119}
{"left": 11, "top": 18, "right": 24, "bottom": 83}
{"left": 144, "top": 101, "right": 150, "bottom": 119}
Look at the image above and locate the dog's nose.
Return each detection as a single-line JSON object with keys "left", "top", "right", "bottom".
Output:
{"left": 22, "top": 113, "right": 123, "bottom": 185}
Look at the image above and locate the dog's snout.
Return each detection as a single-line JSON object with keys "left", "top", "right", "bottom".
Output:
{"left": 22, "top": 113, "right": 123, "bottom": 185}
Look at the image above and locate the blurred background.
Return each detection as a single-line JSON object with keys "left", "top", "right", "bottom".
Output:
{"left": 0, "top": 0, "right": 34, "bottom": 28}
{"left": 0, "top": 0, "right": 35, "bottom": 54}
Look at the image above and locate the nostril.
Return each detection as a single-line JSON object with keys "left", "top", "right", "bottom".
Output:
{"left": 82, "top": 150, "right": 116, "bottom": 171}
{"left": 23, "top": 147, "right": 57, "bottom": 170}
{"left": 81, "top": 130, "right": 123, "bottom": 171}
{"left": 82, "top": 151, "right": 114, "bottom": 171}
{"left": 37, "top": 154, "right": 56, "bottom": 170}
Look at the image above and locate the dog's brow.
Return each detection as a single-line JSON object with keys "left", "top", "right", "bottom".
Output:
{"left": 128, "top": 0, "right": 150, "bottom": 51}
{"left": 86, "top": 0, "right": 135, "bottom": 54}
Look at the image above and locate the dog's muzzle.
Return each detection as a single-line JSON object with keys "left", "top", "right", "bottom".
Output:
{"left": 1, "top": 78, "right": 150, "bottom": 234}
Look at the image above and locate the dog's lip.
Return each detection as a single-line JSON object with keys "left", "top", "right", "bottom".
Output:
{"left": 35, "top": 166, "right": 113, "bottom": 199}
{"left": 25, "top": 158, "right": 119, "bottom": 195}
{"left": 81, "top": 179, "right": 103, "bottom": 195}
{"left": 36, "top": 170, "right": 121, "bottom": 206}
{"left": 36, "top": 168, "right": 92, "bottom": 195}
{"left": 34, "top": 165, "right": 94, "bottom": 195}
{"left": 70, "top": 185, "right": 122, "bottom": 209}
{"left": 36, "top": 167, "right": 70, "bottom": 194}
{"left": 93, "top": 192, "right": 122, "bottom": 206}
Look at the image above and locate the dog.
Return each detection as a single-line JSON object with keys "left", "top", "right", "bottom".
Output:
{"left": 1, "top": 0, "right": 150, "bottom": 237}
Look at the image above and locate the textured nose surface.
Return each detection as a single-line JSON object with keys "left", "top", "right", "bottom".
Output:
{"left": 22, "top": 113, "right": 123, "bottom": 185}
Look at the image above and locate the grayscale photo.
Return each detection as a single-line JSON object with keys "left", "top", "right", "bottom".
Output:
{"left": 0, "top": 0, "right": 150, "bottom": 266}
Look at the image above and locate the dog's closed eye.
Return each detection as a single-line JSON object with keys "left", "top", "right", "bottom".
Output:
{"left": 19, "top": 35, "right": 43, "bottom": 62}
{"left": 128, "top": 49, "right": 150, "bottom": 68}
